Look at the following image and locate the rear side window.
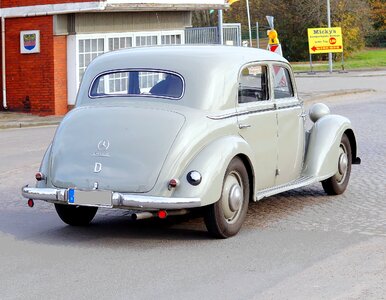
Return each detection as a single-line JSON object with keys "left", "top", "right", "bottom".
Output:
{"left": 238, "top": 65, "right": 269, "bottom": 103}
{"left": 89, "top": 70, "right": 184, "bottom": 99}
{"left": 273, "top": 66, "right": 294, "bottom": 99}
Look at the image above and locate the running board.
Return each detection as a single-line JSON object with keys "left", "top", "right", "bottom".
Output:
{"left": 255, "top": 176, "right": 317, "bottom": 201}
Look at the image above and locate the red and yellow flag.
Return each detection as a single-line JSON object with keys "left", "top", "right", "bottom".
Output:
{"left": 227, "top": 0, "right": 240, "bottom": 5}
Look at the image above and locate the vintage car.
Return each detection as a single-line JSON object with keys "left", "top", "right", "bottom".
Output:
{"left": 22, "top": 45, "right": 360, "bottom": 238}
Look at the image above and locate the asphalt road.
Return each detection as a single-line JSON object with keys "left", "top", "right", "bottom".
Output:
{"left": 1, "top": 79, "right": 385, "bottom": 298}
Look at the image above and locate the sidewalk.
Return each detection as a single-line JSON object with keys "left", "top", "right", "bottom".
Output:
{"left": 295, "top": 68, "right": 386, "bottom": 78}
{"left": 0, "top": 112, "right": 63, "bottom": 129}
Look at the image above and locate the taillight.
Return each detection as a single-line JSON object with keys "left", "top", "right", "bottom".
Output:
{"left": 35, "top": 172, "right": 45, "bottom": 181}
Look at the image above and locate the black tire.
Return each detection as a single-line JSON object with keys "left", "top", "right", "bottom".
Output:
{"left": 322, "top": 133, "right": 352, "bottom": 195}
{"left": 54, "top": 204, "right": 98, "bottom": 226}
{"left": 204, "top": 157, "right": 249, "bottom": 238}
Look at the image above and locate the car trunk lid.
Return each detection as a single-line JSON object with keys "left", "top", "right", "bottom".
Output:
{"left": 50, "top": 105, "right": 185, "bottom": 193}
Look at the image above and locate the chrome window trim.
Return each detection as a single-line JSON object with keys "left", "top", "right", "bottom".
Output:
{"left": 88, "top": 68, "right": 185, "bottom": 100}
{"left": 207, "top": 102, "right": 301, "bottom": 120}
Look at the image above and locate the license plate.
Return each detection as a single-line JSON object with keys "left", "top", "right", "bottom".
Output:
{"left": 68, "top": 189, "right": 112, "bottom": 207}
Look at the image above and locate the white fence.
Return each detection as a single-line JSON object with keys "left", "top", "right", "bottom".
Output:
{"left": 185, "top": 24, "right": 241, "bottom": 46}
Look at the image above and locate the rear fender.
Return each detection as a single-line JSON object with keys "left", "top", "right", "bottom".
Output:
{"left": 36, "top": 144, "right": 52, "bottom": 188}
{"left": 302, "top": 114, "right": 352, "bottom": 180}
{"left": 172, "top": 135, "right": 255, "bottom": 206}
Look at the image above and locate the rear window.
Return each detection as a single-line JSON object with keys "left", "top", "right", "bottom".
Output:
{"left": 89, "top": 70, "right": 184, "bottom": 99}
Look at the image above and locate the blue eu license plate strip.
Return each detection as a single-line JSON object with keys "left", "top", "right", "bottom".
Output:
{"left": 68, "top": 189, "right": 75, "bottom": 204}
{"left": 68, "top": 189, "right": 112, "bottom": 207}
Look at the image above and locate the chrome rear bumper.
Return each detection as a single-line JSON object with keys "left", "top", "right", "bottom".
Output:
{"left": 21, "top": 186, "right": 201, "bottom": 210}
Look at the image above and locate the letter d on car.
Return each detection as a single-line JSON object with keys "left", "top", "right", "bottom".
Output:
{"left": 94, "top": 162, "right": 102, "bottom": 173}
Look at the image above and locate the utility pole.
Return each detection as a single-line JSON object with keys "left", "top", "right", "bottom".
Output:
{"left": 327, "top": 0, "right": 333, "bottom": 73}
{"left": 256, "top": 22, "right": 260, "bottom": 48}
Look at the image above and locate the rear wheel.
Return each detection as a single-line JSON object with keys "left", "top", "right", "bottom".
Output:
{"left": 322, "top": 133, "right": 352, "bottom": 195}
{"left": 204, "top": 157, "right": 249, "bottom": 238}
{"left": 54, "top": 204, "right": 98, "bottom": 226}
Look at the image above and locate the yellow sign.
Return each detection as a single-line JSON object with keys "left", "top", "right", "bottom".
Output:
{"left": 307, "top": 27, "right": 343, "bottom": 54}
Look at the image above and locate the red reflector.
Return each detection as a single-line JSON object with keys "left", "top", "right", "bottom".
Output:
{"left": 168, "top": 178, "right": 180, "bottom": 191}
{"left": 169, "top": 179, "right": 178, "bottom": 187}
{"left": 27, "top": 199, "right": 34, "bottom": 208}
{"left": 158, "top": 210, "right": 168, "bottom": 219}
{"left": 35, "top": 172, "right": 44, "bottom": 181}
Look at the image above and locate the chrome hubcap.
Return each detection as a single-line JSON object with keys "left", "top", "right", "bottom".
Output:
{"left": 338, "top": 153, "right": 348, "bottom": 175}
{"left": 335, "top": 143, "right": 348, "bottom": 183}
{"left": 221, "top": 171, "right": 244, "bottom": 224}
{"left": 229, "top": 184, "right": 242, "bottom": 212}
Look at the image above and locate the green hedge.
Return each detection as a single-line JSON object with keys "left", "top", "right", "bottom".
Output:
{"left": 365, "top": 31, "right": 386, "bottom": 48}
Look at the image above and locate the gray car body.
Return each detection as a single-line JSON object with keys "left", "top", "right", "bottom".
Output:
{"left": 23, "top": 45, "right": 359, "bottom": 210}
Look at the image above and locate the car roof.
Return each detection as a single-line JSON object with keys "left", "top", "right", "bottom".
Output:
{"left": 78, "top": 45, "right": 290, "bottom": 111}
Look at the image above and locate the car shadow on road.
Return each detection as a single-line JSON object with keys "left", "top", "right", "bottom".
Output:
{"left": 1, "top": 184, "right": 337, "bottom": 247}
{"left": 0, "top": 207, "right": 213, "bottom": 247}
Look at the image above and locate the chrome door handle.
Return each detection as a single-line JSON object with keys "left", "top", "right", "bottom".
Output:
{"left": 299, "top": 113, "right": 307, "bottom": 119}
{"left": 239, "top": 124, "right": 251, "bottom": 129}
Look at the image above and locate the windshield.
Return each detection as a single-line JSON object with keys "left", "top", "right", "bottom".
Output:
{"left": 89, "top": 70, "right": 184, "bottom": 100}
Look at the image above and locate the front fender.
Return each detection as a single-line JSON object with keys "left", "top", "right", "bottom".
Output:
{"left": 172, "top": 135, "right": 254, "bottom": 206}
{"left": 303, "top": 114, "right": 352, "bottom": 180}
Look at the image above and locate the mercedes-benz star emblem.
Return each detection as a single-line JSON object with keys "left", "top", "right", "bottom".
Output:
{"left": 97, "top": 140, "right": 110, "bottom": 151}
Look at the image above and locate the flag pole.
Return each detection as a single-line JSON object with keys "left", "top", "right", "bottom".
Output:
{"left": 246, "top": 0, "right": 252, "bottom": 46}
{"left": 218, "top": 9, "right": 224, "bottom": 45}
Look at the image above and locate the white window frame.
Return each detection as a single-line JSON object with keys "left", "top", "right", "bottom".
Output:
{"left": 67, "top": 30, "right": 185, "bottom": 105}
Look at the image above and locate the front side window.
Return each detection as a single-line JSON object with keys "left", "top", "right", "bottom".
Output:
{"left": 273, "top": 66, "right": 294, "bottom": 99}
{"left": 238, "top": 65, "right": 269, "bottom": 103}
{"left": 90, "top": 70, "right": 184, "bottom": 100}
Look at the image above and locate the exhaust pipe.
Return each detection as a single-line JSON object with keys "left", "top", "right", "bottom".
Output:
{"left": 131, "top": 211, "right": 155, "bottom": 221}
{"left": 131, "top": 209, "right": 189, "bottom": 221}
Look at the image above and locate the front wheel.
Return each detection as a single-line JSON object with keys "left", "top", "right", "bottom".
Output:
{"left": 55, "top": 204, "right": 98, "bottom": 226}
{"left": 204, "top": 157, "right": 249, "bottom": 238}
{"left": 322, "top": 133, "right": 352, "bottom": 195}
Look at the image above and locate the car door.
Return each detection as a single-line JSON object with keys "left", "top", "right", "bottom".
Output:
{"left": 236, "top": 63, "right": 278, "bottom": 190}
{"left": 272, "top": 64, "right": 305, "bottom": 185}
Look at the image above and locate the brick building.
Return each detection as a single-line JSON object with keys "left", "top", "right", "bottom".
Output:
{"left": 0, "top": 1, "right": 226, "bottom": 115}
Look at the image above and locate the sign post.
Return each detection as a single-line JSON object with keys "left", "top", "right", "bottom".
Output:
{"left": 307, "top": 27, "right": 343, "bottom": 72}
{"left": 327, "top": 0, "right": 332, "bottom": 73}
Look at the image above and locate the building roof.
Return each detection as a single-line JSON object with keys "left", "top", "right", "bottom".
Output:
{"left": 0, "top": 1, "right": 228, "bottom": 18}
